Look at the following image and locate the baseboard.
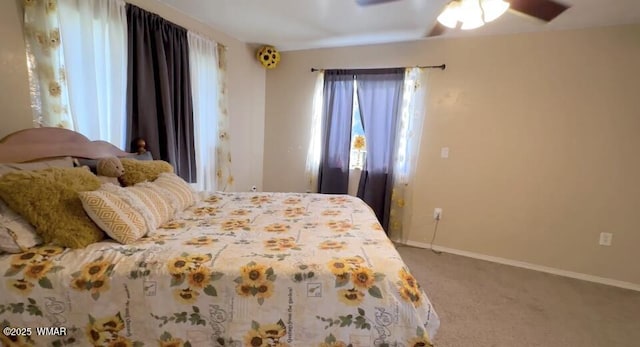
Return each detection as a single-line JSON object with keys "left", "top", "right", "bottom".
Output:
{"left": 394, "top": 239, "right": 640, "bottom": 292}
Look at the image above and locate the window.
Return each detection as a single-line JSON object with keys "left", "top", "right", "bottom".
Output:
{"left": 349, "top": 81, "right": 366, "bottom": 170}
{"left": 57, "top": 0, "right": 128, "bottom": 149}
{"left": 188, "top": 32, "right": 221, "bottom": 191}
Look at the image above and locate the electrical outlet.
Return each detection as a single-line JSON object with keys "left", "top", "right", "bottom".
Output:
{"left": 599, "top": 232, "right": 612, "bottom": 246}
{"left": 433, "top": 208, "right": 442, "bottom": 220}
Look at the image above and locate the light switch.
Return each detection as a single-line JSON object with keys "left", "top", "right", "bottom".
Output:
{"left": 440, "top": 147, "right": 449, "bottom": 158}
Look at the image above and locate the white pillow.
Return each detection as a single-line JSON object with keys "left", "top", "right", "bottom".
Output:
{"left": 0, "top": 200, "right": 41, "bottom": 253}
{"left": 0, "top": 157, "right": 74, "bottom": 176}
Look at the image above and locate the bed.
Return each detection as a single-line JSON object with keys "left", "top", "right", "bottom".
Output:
{"left": 0, "top": 128, "right": 439, "bottom": 347}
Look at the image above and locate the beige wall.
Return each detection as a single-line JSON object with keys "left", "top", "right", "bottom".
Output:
{"left": 0, "top": 0, "right": 266, "bottom": 192}
{"left": 264, "top": 24, "right": 640, "bottom": 285}
{"left": 0, "top": 0, "right": 33, "bottom": 137}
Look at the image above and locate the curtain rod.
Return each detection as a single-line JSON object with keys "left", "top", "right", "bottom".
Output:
{"left": 310, "top": 64, "right": 446, "bottom": 72}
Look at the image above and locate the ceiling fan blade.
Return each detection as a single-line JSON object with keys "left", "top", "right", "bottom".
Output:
{"left": 426, "top": 22, "right": 447, "bottom": 37}
{"left": 508, "top": 0, "right": 570, "bottom": 22}
{"left": 355, "top": 0, "right": 401, "bottom": 6}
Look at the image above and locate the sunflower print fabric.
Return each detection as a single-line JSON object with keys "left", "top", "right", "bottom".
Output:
{"left": 0, "top": 193, "right": 439, "bottom": 345}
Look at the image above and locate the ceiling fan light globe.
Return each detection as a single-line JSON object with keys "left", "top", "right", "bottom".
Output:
{"left": 459, "top": 0, "right": 482, "bottom": 19}
{"left": 459, "top": 0, "right": 484, "bottom": 30}
{"left": 460, "top": 17, "right": 485, "bottom": 30}
{"left": 436, "top": 2, "right": 460, "bottom": 29}
{"left": 481, "top": 0, "right": 510, "bottom": 22}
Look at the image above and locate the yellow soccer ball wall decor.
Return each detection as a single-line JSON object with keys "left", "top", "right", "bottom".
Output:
{"left": 257, "top": 46, "right": 281, "bottom": 69}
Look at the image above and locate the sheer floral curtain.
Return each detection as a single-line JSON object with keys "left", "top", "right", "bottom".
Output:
{"left": 389, "top": 67, "right": 429, "bottom": 242}
{"left": 23, "top": 0, "right": 74, "bottom": 129}
{"left": 188, "top": 32, "right": 219, "bottom": 192}
{"left": 305, "top": 71, "right": 325, "bottom": 193}
{"left": 58, "top": 0, "right": 128, "bottom": 149}
{"left": 214, "top": 45, "right": 234, "bottom": 191}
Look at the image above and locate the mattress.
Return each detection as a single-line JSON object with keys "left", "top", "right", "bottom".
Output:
{"left": 0, "top": 192, "right": 439, "bottom": 346}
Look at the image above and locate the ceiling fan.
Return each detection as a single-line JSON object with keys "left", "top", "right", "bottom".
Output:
{"left": 355, "top": 0, "right": 570, "bottom": 37}
{"left": 355, "top": 0, "right": 402, "bottom": 5}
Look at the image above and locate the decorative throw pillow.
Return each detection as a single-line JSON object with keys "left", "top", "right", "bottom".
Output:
{"left": 0, "top": 167, "right": 104, "bottom": 248}
{"left": 0, "top": 200, "right": 42, "bottom": 253}
{"left": 0, "top": 157, "right": 75, "bottom": 252}
{"left": 146, "top": 173, "right": 198, "bottom": 212}
{"left": 101, "top": 183, "right": 174, "bottom": 232}
{"left": 79, "top": 188, "right": 148, "bottom": 244}
{"left": 119, "top": 159, "right": 174, "bottom": 187}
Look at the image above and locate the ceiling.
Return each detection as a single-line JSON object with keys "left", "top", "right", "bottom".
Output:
{"left": 156, "top": 0, "right": 640, "bottom": 51}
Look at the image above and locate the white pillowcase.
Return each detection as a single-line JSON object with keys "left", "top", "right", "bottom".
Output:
{"left": 0, "top": 200, "right": 42, "bottom": 253}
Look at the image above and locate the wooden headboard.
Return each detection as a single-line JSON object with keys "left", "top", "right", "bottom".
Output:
{"left": 0, "top": 128, "right": 131, "bottom": 163}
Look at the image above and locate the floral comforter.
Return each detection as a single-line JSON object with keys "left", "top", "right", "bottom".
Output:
{"left": 1, "top": 193, "right": 439, "bottom": 347}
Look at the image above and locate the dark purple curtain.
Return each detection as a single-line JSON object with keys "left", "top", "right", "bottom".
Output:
{"left": 126, "top": 4, "right": 196, "bottom": 182}
{"left": 355, "top": 68, "right": 404, "bottom": 229}
{"left": 318, "top": 70, "right": 354, "bottom": 194}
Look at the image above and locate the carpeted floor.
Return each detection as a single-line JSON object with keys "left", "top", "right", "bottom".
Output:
{"left": 396, "top": 245, "right": 640, "bottom": 347}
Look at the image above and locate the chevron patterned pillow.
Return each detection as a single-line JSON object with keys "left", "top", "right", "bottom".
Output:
{"left": 79, "top": 189, "right": 148, "bottom": 244}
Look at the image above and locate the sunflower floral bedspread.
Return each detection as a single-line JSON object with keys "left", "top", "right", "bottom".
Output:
{"left": 1, "top": 193, "right": 439, "bottom": 347}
